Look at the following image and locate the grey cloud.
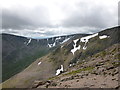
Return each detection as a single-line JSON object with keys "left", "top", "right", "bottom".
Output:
{"left": 2, "top": 6, "right": 51, "bottom": 29}
{"left": 118, "top": 1, "right": 120, "bottom": 25}
{"left": 62, "top": 2, "right": 117, "bottom": 29}
{"left": 1, "top": 0, "right": 118, "bottom": 38}
{"left": 2, "top": 9, "right": 32, "bottom": 29}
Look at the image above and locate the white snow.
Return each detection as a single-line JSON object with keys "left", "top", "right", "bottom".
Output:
{"left": 83, "top": 46, "right": 87, "bottom": 50}
{"left": 55, "top": 37, "right": 61, "bottom": 41}
{"left": 56, "top": 65, "right": 64, "bottom": 75}
{"left": 82, "top": 41, "right": 87, "bottom": 50}
{"left": 61, "top": 45, "right": 64, "bottom": 48}
{"left": 69, "top": 63, "right": 76, "bottom": 67}
{"left": 53, "top": 42, "right": 56, "bottom": 47}
{"left": 48, "top": 42, "right": 56, "bottom": 48}
{"left": 99, "top": 35, "right": 109, "bottom": 39}
{"left": 71, "top": 39, "right": 81, "bottom": 55}
{"left": 80, "top": 33, "right": 98, "bottom": 43}
{"left": 48, "top": 37, "right": 71, "bottom": 48}
{"left": 61, "top": 38, "right": 70, "bottom": 44}
{"left": 69, "top": 64, "right": 72, "bottom": 67}
{"left": 38, "top": 62, "right": 41, "bottom": 65}
{"left": 80, "top": 33, "right": 98, "bottom": 50}
{"left": 73, "top": 39, "right": 79, "bottom": 44}
{"left": 26, "top": 38, "right": 32, "bottom": 45}
{"left": 71, "top": 45, "right": 80, "bottom": 55}
{"left": 48, "top": 44, "right": 52, "bottom": 48}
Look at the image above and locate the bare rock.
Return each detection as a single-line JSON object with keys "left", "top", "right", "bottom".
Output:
{"left": 106, "top": 66, "right": 115, "bottom": 70}
{"left": 32, "top": 80, "right": 46, "bottom": 88}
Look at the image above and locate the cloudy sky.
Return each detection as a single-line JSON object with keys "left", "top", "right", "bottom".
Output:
{"left": 1, "top": 0, "right": 119, "bottom": 38}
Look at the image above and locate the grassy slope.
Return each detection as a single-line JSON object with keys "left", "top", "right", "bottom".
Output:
{"left": 2, "top": 49, "right": 48, "bottom": 82}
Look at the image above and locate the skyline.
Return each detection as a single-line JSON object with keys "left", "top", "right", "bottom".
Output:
{"left": 1, "top": 0, "right": 119, "bottom": 38}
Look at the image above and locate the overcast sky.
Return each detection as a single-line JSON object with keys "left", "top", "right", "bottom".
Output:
{"left": 1, "top": 0, "right": 119, "bottom": 38}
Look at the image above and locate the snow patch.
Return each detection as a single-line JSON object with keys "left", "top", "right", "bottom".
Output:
{"left": 48, "top": 44, "right": 52, "bottom": 48}
{"left": 55, "top": 37, "right": 61, "bottom": 41}
{"left": 53, "top": 42, "right": 56, "bottom": 47}
{"left": 56, "top": 65, "right": 64, "bottom": 75}
{"left": 69, "top": 64, "right": 72, "bottom": 67}
{"left": 99, "top": 35, "right": 109, "bottom": 39}
{"left": 80, "top": 33, "right": 98, "bottom": 43}
{"left": 38, "top": 62, "right": 41, "bottom": 65}
{"left": 48, "top": 42, "right": 56, "bottom": 48}
{"left": 73, "top": 39, "right": 79, "bottom": 44}
{"left": 61, "top": 45, "right": 64, "bottom": 48}
{"left": 71, "top": 45, "right": 80, "bottom": 55}
{"left": 61, "top": 38, "right": 70, "bottom": 44}
{"left": 80, "top": 33, "right": 98, "bottom": 50}
{"left": 83, "top": 46, "right": 87, "bottom": 50}
{"left": 26, "top": 38, "right": 32, "bottom": 45}
{"left": 71, "top": 39, "right": 81, "bottom": 55}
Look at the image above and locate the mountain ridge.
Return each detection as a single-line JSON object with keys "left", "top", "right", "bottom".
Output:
{"left": 2, "top": 32, "right": 89, "bottom": 82}
{"left": 2, "top": 26, "right": 120, "bottom": 88}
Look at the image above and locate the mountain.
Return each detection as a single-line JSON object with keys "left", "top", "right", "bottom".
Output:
{"left": 2, "top": 33, "right": 88, "bottom": 82}
{"left": 35, "top": 43, "right": 120, "bottom": 88}
{"left": 2, "top": 26, "right": 120, "bottom": 88}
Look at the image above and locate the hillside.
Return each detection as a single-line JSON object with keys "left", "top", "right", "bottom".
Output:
{"left": 33, "top": 43, "right": 120, "bottom": 88}
{"left": 2, "top": 26, "right": 120, "bottom": 88}
{"left": 2, "top": 33, "right": 88, "bottom": 82}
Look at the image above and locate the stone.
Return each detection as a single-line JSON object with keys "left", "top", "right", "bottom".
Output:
{"left": 76, "top": 80, "right": 79, "bottom": 82}
{"left": 106, "top": 66, "right": 114, "bottom": 70}
{"left": 101, "top": 83, "right": 106, "bottom": 86}
{"left": 112, "top": 77, "right": 116, "bottom": 80}
{"left": 90, "top": 84, "right": 95, "bottom": 87}
{"left": 32, "top": 80, "right": 46, "bottom": 88}
{"left": 50, "top": 82, "right": 57, "bottom": 86}
{"left": 115, "top": 85, "right": 120, "bottom": 89}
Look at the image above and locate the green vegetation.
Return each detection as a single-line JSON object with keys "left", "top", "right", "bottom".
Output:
{"left": 99, "top": 51, "right": 106, "bottom": 57}
{"left": 2, "top": 50, "right": 48, "bottom": 82}
{"left": 111, "top": 47, "right": 117, "bottom": 53}
{"left": 64, "top": 67, "right": 94, "bottom": 76}
{"left": 48, "top": 76, "right": 60, "bottom": 80}
{"left": 112, "top": 59, "right": 120, "bottom": 67}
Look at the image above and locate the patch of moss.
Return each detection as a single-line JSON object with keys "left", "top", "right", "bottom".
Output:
{"left": 111, "top": 47, "right": 117, "bottom": 53}
{"left": 48, "top": 76, "right": 60, "bottom": 80}
{"left": 112, "top": 60, "right": 120, "bottom": 67}
{"left": 114, "top": 54, "right": 120, "bottom": 60}
{"left": 49, "top": 56, "right": 56, "bottom": 62}
{"left": 94, "top": 53, "right": 100, "bottom": 58}
{"left": 64, "top": 67, "right": 94, "bottom": 76}
{"left": 100, "top": 51, "right": 106, "bottom": 57}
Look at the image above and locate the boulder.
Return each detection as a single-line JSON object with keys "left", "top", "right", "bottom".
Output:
{"left": 32, "top": 80, "right": 46, "bottom": 88}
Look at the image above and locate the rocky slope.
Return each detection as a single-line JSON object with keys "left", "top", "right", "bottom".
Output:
{"left": 2, "top": 26, "right": 120, "bottom": 88}
{"left": 34, "top": 44, "right": 120, "bottom": 88}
